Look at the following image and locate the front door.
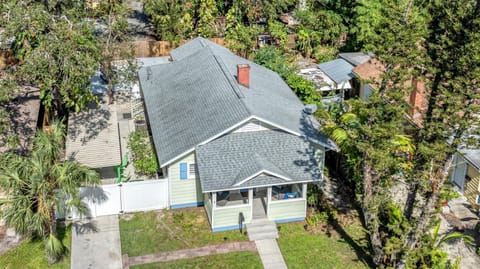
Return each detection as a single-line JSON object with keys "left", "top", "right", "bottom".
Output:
{"left": 252, "top": 187, "right": 267, "bottom": 219}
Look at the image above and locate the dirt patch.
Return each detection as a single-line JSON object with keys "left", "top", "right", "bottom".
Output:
{"left": 121, "top": 213, "right": 135, "bottom": 221}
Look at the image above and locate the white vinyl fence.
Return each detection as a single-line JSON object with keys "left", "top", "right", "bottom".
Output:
{"left": 58, "top": 179, "right": 168, "bottom": 219}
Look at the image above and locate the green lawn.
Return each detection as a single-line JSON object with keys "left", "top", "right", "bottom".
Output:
{"left": 278, "top": 220, "right": 372, "bottom": 269}
{"left": 131, "top": 251, "right": 263, "bottom": 269}
{"left": 0, "top": 225, "right": 71, "bottom": 269}
{"left": 120, "top": 208, "right": 249, "bottom": 257}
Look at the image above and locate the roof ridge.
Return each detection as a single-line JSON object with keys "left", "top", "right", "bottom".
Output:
{"left": 232, "top": 152, "right": 293, "bottom": 186}
{"left": 209, "top": 47, "right": 245, "bottom": 99}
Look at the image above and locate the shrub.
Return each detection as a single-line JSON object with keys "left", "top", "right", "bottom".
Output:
{"left": 127, "top": 129, "right": 158, "bottom": 177}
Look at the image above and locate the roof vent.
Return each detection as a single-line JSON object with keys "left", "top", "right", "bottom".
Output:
{"left": 237, "top": 64, "right": 250, "bottom": 88}
{"left": 303, "top": 104, "right": 317, "bottom": 114}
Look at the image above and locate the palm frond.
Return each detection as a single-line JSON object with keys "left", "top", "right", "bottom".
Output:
{"left": 340, "top": 112, "right": 359, "bottom": 127}
{"left": 45, "top": 233, "right": 65, "bottom": 263}
{"left": 331, "top": 128, "right": 350, "bottom": 147}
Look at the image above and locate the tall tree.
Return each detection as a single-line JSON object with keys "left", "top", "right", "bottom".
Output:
{"left": 0, "top": 121, "right": 100, "bottom": 263}
{"left": 0, "top": 0, "right": 101, "bottom": 117}
{"left": 402, "top": 0, "right": 480, "bottom": 264}
{"left": 95, "top": 0, "right": 136, "bottom": 104}
{"left": 328, "top": 0, "right": 480, "bottom": 267}
{"left": 196, "top": 0, "right": 218, "bottom": 37}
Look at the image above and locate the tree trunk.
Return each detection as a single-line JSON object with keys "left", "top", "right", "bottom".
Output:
{"left": 403, "top": 181, "right": 418, "bottom": 220}
{"left": 404, "top": 154, "right": 454, "bottom": 251}
{"left": 362, "top": 155, "right": 384, "bottom": 266}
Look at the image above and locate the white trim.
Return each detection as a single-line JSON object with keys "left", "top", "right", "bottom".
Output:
{"left": 160, "top": 148, "right": 195, "bottom": 168}
{"left": 233, "top": 169, "right": 293, "bottom": 187}
{"left": 248, "top": 189, "right": 253, "bottom": 221}
{"left": 302, "top": 183, "right": 307, "bottom": 199}
{"left": 211, "top": 192, "right": 215, "bottom": 227}
{"left": 270, "top": 197, "right": 306, "bottom": 204}
{"left": 205, "top": 180, "right": 315, "bottom": 193}
{"left": 188, "top": 162, "right": 197, "bottom": 179}
{"left": 252, "top": 116, "right": 301, "bottom": 136}
{"left": 198, "top": 116, "right": 255, "bottom": 146}
{"left": 214, "top": 203, "right": 251, "bottom": 210}
{"left": 159, "top": 114, "right": 310, "bottom": 168}
{"left": 160, "top": 116, "right": 254, "bottom": 168}
{"left": 267, "top": 187, "right": 272, "bottom": 216}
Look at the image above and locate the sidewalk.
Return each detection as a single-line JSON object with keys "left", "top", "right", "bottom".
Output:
{"left": 71, "top": 215, "right": 122, "bottom": 269}
{"left": 255, "top": 239, "right": 288, "bottom": 269}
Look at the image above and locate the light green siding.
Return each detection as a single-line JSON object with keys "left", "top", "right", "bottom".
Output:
{"left": 213, "top": 205, "right": 251, "bottom": 229}
{"left": 168, "top": 152, "right": 203, "bottom": 207}
{"left": 268, "top": 199, "right": 306, "bottom": 221}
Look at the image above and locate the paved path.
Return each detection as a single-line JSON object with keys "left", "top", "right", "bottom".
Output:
{"left": 71, "top": 215, "right": 122, "bottom": 269}
{"left": 126, "top": 242, "right": 256, "bottom": 267}
{"left": 255, "top": 239, "right": 288, "bottom": 269}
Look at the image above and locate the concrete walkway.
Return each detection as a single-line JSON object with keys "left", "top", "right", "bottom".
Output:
{"left": 71, "top": 215, "right": 122, "bottom": 269}
{"left": 255, "top": 239, "right": 288, "bottom": 269}
{"left": 125, "top": 242, "right": 256, "bottom": 268}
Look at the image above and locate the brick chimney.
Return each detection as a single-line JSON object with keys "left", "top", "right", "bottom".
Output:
{"left": 237, "top": 64, "right": 250, "bottom": 88}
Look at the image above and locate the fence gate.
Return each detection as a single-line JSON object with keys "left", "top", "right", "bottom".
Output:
{"left": 64, "top": 179, "right": 168, "bottom": 219}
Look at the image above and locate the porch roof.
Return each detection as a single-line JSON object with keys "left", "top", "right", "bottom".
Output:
{"left": 196, "top": 130, "right": 322, "bottom": 192}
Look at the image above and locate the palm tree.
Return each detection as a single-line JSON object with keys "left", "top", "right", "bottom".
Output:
{"left": 0, "top": 121, "right": 99, "bottom": 264}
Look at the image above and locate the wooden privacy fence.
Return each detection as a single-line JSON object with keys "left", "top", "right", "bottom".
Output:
{"left": 135, "top": 38, "right": 225, "bottom": 58}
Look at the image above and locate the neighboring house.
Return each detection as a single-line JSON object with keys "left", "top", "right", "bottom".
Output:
{"left": 451, "top": 148, "right": 480, "bottom": 208}
{"left": 138, "top": 37, "right": 337, "bottom": 231}
{"left": 352, "top": 57, "right": 428, "bottom": 126}
{"left": 299, "top": 52, "right": 370, "bottom": 107}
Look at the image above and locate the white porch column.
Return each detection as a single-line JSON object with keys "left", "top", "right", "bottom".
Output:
{"left": 302, "top": 183, "right": 307, "bottom": 198}
{"left": 267, "top": 187, "right": 272, "bottom": 216}
{"left": 212, "top": 192, "right": 217, "bottom": 209}
{"left": 248, "top": 189, "right": 253, "bottom": 221}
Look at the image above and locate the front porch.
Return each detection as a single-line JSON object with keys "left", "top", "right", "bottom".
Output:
{"left": 204, "top": 183, "right": 308, "bottom": 232}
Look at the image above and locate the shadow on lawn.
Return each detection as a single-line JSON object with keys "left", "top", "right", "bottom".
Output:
{"left": 329, "top": 213, "right": 375, "bottom": 268}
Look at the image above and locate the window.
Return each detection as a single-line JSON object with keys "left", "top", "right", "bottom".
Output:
{"left": 179, "top": 163, "right": 188, "bottom": 180}
{"left": 189, "top": 163, "right": 197, "bottom": 178}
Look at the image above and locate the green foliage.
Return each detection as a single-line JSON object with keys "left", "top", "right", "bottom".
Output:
{"left": 225, "top": 6, "right": 263, "bottom": 58}
{"left": 0, "top": 121, "right": 100, "bottom": 263}
{"left": 0, "top": 1, "right": 102, "bottom": 115}
{"left": 95, "top": 0, "right": 136, "bottom": 101}
{"left": 127, "top": 129, "right": 158, "bottom": 177}
{"left": 0, "top": 224, "right": 71, "bottom": 268}
{"left": 253, "top": 46, "right": 294, "bottom": 79}
{"left": 196, "top": 0, "right": 218, "bottom": 37}
{"left": 143, "top": 0, "right": 194, "bottom": 42}
{"left": 306, "top": 211, "right": 329, "bottom": 227}
{"left": 45, "top": 233, "right": 65, "bottom": 264}
{"left": 286, "top": 74, "right": 322, "bottom": 105}
{"left": 267, "top": 20, "right": 290, "bottom": 52}
{"left": 294, "top": 8, "right": 347, "bottom": 60}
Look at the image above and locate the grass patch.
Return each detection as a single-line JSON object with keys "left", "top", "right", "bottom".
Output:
{"left": 120, "top": 208, "right": 248, "bottom": 257}
{"left": 0, "top": 225, "right": 71, "bottom": 269}
{"left": 131, "top": 251, "right": 262, "bottom": 269}
{"left": 278, "top": 218, "right": 371, "bottom": 269}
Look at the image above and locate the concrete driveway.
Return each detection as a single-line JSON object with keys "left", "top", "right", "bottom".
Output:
{"left": 71, "top": 215, "right": 122, "bottom": 269}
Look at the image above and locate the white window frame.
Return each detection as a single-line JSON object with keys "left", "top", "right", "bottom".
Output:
{"left": 188, "top": 163, "right": 197, "bottom": 179}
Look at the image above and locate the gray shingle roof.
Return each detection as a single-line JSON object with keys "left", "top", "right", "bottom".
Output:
{"left": 317, "top": 59, "right": 355, "bottom": 84}
{"left": 338, "top": 52, "right": 371, "bottom": 67}
{"left": 232, "top": 153, "right": 294, "bottom": 186}
{"left": 139, "top": 37, "right": 337, "bottom": 167}
{"left": 139, "top": 47, "right": 251, "bottom": 166}
{"left": 196, "top": 130, "right": 321, "bottom": 192}
{"left": 460, "top": 148, "right": 480, "bottom": 170}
